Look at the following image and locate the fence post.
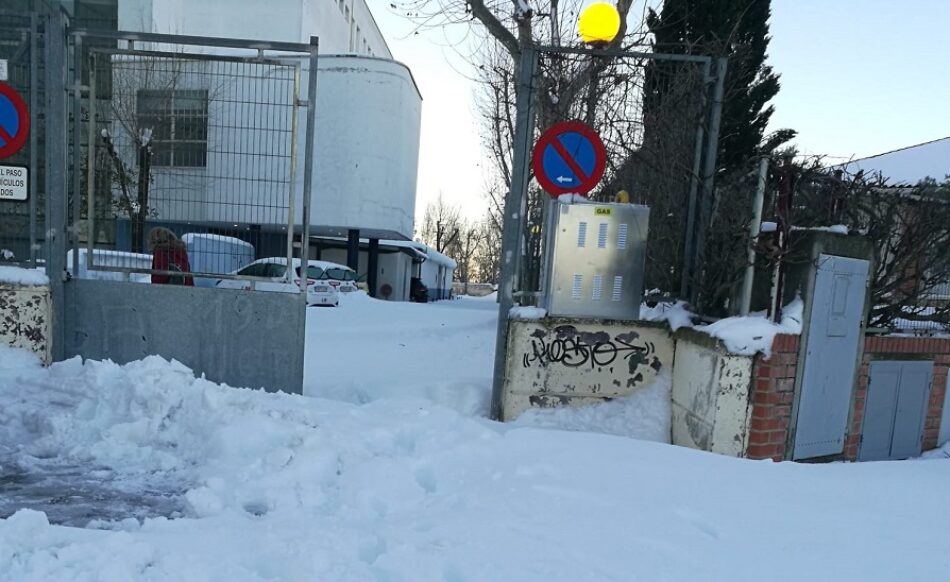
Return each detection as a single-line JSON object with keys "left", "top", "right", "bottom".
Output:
{"left": 29, "top": 12, "right": 39, "bottom": 266}
{"left": 300, "top": 36, "right": 319, "bottom": 282}
{"left": 690, "top": 56, "right": 728, "bottom": 307}
{"left": 44, "top": 5, "right": 68, "bottom": 362}
{"left": 680, "top": 57, "right": 712, "bottom": 301}
{"left": 739, "top": 157, "right": 769, "bottom": 315}
{"left": 490, "top": 45, "right": 536, "bottom": 421}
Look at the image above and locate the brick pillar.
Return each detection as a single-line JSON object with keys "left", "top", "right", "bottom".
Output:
{"left": 746, "top": 334, "right": 799, "bottom": 461}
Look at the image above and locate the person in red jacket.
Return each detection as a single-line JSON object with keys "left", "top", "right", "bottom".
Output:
{"left": 148, "top": 227, "right": 194, "bottom": 286}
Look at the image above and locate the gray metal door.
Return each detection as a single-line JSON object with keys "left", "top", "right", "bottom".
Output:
{"left": 793, "top": 254, "right": 870, "bottom": 460}
{"left": 860, "top": 361, "right": 933, "bottom": 461}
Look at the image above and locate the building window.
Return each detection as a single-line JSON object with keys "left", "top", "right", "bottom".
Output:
{"left": 136, "top": 89, "right": 208, "bottom": 168}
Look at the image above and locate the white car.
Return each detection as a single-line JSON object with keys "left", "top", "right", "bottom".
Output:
{"left": 310, "top": 260, "right": 360, "bottom": 293}
{"left": 215, "top": 257, "right": 339, "bottom": 307}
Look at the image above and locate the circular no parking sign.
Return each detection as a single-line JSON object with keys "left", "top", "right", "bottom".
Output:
{"left": 531, "top": 120, "right": 606, "bottom": 197}
{"left": 0, "top": 81, "right": 30, "bottom": 160}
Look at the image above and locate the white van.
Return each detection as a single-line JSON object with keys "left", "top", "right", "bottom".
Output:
{"left": 181, "top": 233, "right": 255, "bottom": 288}
{"left": 66, "top": 248, "right": 152, "bottom": 283}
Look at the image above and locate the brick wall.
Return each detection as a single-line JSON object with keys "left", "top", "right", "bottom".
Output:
{"left": 746, "top": 333, "right": 950, "bottom": 462}
{"left": 746, "top": 334, "right": 800, "bottom": 461}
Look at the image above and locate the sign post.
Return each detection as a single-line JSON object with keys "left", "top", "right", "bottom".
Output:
{"left": 0, "top": 81, "right": 30, "bottom": 160}
{"left": 531, "top": 120, "right": 606, "bottom": 197}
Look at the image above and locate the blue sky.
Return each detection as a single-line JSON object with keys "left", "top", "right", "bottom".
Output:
{"left": 768, "top": 0, "right": 949, "bottom": 161}
{"left": 374, "top": 1, "right": 950, "bottom": 220}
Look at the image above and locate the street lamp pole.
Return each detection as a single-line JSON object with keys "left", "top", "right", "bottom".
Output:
{"left": 489, "top": 45, "right": 537, "bottom": 421}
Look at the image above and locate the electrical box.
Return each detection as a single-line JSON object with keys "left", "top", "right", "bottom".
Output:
{"left": 542, "top": 200, "right": 649, "bottom": 319}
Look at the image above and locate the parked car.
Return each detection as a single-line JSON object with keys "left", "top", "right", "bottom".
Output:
{"left": 410, "top": 277, "right": 428, "bottom": 303}
{"left": 215, "top": 257, "right": 339, "bottom": 307}
{"left": 311, "top": 260, "right": 360, "bottom": 293}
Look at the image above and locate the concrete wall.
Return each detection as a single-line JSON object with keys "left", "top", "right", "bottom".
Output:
{"left": 106, "top": 54, "right": 420, "bottom": 241}
{"left": 119, "top": 0, "right": 390, "bottom": 57}
{"left": 501, "top": 318, "right": 674, "bottom": 421}
{"left": 116, "top": 2, "right": 417, "bottom": 241}
{"left": 0, "top": 283, "right": 51, "bottom": 364}
{"left": 670, "top": 330, "right": 755, "bottom": 457}
{"left": 307, "top": 56, "right": 421, "bottom": 240}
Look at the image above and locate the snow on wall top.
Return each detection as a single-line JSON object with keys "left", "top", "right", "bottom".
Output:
{"left": 0, "top": 266, "right": 49, "bottom": 287}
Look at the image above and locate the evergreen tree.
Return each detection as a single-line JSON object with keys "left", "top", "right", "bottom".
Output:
{"left": 646, "top": 0, "right": 795, "bottom": 172}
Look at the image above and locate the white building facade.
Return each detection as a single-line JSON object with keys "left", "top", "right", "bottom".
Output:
{"left": 97, "top": 0, "right": 424, "bottom": 299}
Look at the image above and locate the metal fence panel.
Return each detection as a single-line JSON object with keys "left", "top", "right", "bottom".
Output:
{"left": 64, "top": 278, "right": 305, "bottom": 393}
{"left": 0, "top": 11, "right": 43, "bottom": 267}
{"left": 75, "top": 31, "right": 309, "bottom": 287}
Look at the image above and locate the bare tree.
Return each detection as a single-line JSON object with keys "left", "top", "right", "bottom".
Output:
{"left": 95, "top": 54, "right": 192, "bottom": 252}
{"left": 791, "top": 167, "right": 950, "bottom": 329}
{"left": 419, "top": 194, "right": 463, "bottom": 254}
{"left": 473, "top": 213, "right": 503, "bottom": 285}
{"left": 448, "top": 220, "right": 485, "bottom": 293}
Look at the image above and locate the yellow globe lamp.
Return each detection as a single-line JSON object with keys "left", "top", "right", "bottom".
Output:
{"left": 578, "top": 2, "right": 621, "bottom": 45}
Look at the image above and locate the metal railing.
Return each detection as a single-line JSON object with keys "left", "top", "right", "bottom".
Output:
{"left": 70, "top": 30, "right": 318, "bottom": 290}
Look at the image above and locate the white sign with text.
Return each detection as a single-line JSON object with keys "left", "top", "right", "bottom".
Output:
{"left": 0, "top": 165, "right": 28, "bottom": 201}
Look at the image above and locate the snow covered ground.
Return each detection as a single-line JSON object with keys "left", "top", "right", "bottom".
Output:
{"left": 1, "top": 293, "right": 949, "bottom": 581}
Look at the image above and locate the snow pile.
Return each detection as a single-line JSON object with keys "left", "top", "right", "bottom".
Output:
{"left": 510, "top": 305, "right": 547, "bottom": 319}
{"left": 2, "top": 345, "right": 950, "bottom": 580}
{"left": 640, "top": 300, "right": 693, "bottom": 330}
{"left": 0, "top": 265, "right": 49, "bottom": 286}
{"left": 0, "top": 345, "right": 44, "bottom": 371}
{"left": 696, "top": 298, "right": 803, "bottom": 357}
{"left": 920, "top": 442, "right": 950, "bottom": 459}
{"left": 513, "top": 369, "right": 672, "bottom": 443}
{"left": 305, "top": 293, "right": 497, "bottom": 416}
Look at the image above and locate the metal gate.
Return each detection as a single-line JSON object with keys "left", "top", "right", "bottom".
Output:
{"left": 28, "top": 5, "right": 319, "bottom": 394}
{"left": 0, "top": 9, "right": 43, "bottom": 266}
{"left": 859, "top": 360, "right": 933, "bottom": 461}
{"left": 793, "top": 254, "right": 870, "bottom": 459}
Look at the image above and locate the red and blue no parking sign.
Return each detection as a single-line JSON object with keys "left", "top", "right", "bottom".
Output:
{"left": 532, "top": 120, "right": 606, "bottom": 197}
{"left": 0, "top": 81, "right": 30, "bottom": 160}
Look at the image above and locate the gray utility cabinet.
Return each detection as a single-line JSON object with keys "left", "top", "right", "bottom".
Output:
{"left": 542, "top": 201, "right": 649, "bottom": 320}
{"left": 793, "top": 254, "right": 870, "bottom": 460}
{"left": 859, "top": 360, "right": 933, "bottom": 461}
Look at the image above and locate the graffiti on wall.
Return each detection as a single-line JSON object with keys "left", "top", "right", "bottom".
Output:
{"left": 521, "top": 325, "right": 663, "bottom": 388}
{"left": 0, "top": 286, "right": 49, "bottom": 359}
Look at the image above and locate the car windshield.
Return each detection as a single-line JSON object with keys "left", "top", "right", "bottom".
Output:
{"left": 296, "top": 266, "right": 325, "bottom": 280}
{"left": 324, "top": 267, "right": 356, "bottom": 281}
